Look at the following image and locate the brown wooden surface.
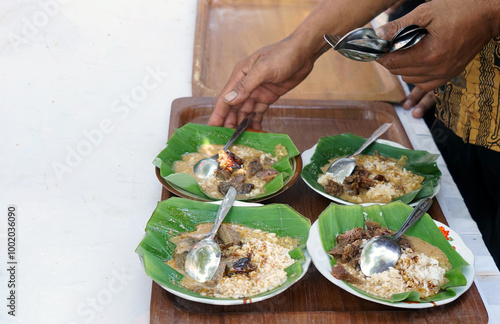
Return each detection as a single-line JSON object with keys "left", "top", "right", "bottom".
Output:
{"left": 150, "top": 97, "right": 488, "bottom": 323}
{"left": 192, "top": 0, "right": 406, "bottom": 103}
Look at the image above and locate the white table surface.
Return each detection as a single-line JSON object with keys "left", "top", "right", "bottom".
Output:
{"left": 0, "top": 1, "right": 498, "bottom": 323}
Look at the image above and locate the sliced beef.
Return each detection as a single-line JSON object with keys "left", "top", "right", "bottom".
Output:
{"left": 226, "top": 257, "right": 257, "bottom": 277}
{"left": 255, "top": 168, "right": 280, "bottom": 181}
{"left": 325, "top": 179, "right": 344, "bottom": 196}
{"left": 373, "top": 174, "right": 387, "bottom": 182}
{"left": 336, "top": 227, "right": 364, "bottom": 247}
{"left": 218, "top": 181, "right": 255, "bottom": 196}
{"left": 208, "top": 259, "right": 227, "bottom": 283}
{"left": 331, "top": 264, "right": 361, "bottom": 284}
{"left": 218, "top": 182, "right": 233, "bottom": 196}
{"left": 232, "top": 172, "right": 245, "bottom": 184}
{"left": 248, "top": 158, "right": 263, "bottom": 177}
{"left": 237, "top": 183, "right": 254, "bottom": 194}
{"left": 215, "top": 169, "right": 232, "bottom": 180}
{"left": 217, "top": 223, "right": 242, "bottom": 246}
{"left": 174, "top": 251, "right": 188, "bottom": 270}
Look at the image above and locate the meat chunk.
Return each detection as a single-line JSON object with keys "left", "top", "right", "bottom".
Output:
{"left": 225, "top": 257, "right": 257, "bottom": 277}
{"left": 215, "top": 169, "right": 232, "bottom": 180}
{"left": 331, "top": 264, "right": 361, "bottom": 284}
{"left": 255, "top": 168, "right": 280, "bottom": 181}
{"left": 174, "top": 251, "right": 188, "bottom": 270}
{"left": 336, "top": 227, "right": 364, "bottom": 247}
{"left": 218, "top": 181, "right": 255, "bottom": 196}
{"left": 217, "top": 223, "right": 242, "bottom": 246}
{"left": 248, "top": 158, "right": 263, "bottom": 177}
{"left": 324, "top": 179, "right": 344, "bottom": 196}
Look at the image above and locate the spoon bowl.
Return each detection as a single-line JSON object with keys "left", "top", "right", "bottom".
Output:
{"left": 331, "top": 27, "right": 379, "bottom": 51}
{"left": 360, "top": 198, "right": 433, "bottom": 276}
{"left": 193, "top": 113, "right": 255, "bottom": 178}
{"left": 184, "top": 187, "right": 237, "bottom": 282}
{"left": 326, "top": 123, "right": 392, "bottom": 183}
{"left": 325, "top": 25, "right": 428, "bottom": 62}
{"left": 389, "top": 28, "right": 428, "bottom": 52}
{"left": 336, "top": 48, "right": 383, "bottom": 61}
{"left": 347, "top": 38, "right": 392, "bottom": 53}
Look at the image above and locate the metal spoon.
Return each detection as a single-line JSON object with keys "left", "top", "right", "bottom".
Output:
{"left": 346, "top": 38, "right": 392, "bottom": 53}
{"left": 360, "top": 198, "right": 433, "bottom": 276}
{"left": 336, "top": 48, "right": 384, "bottom": 62}
{"left": 329, "top": 27, "right": 379, "bottom": 51}
{"left": 325, "top": 34, "right": 384, "bottom": 61}
{"left": 184, "top": 186, "right": 237, "bottom": 282}
{"left": 389, "top": 27, "right": 428, "bottom": 52}
{"left": 193, "top": 113, "right": 255, "bottom": 178}
{"left": 325, "top": 25, "right": 427, "bottom": 61}
{"left": 326, "top": 123, "right": 392, "bottom": 183}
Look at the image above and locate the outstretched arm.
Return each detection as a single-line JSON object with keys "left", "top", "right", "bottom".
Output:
{"left": 376, "top": 0, "right": 500, "bottom": 91}
{"left": 208, "top": 0, "right": 399, "bottom": 129}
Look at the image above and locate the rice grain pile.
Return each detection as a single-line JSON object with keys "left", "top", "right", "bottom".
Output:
{"left": 172, "top": 225, "right": 298, "bottom": 299}
{"left": 210, "top": 230, "right": 295, "bottom": 298}
{"left": 342, "top": 247, "right": 449, "bottom": 298}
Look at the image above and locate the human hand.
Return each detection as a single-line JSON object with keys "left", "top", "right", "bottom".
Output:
{"left": 401, "top": 86, "right": 435, "bottom": 119}
{"left": 376, "top": 0, "right": 500, "bottom": 91}
{"left": 207, "top": 37, "right": 321, "bottom": 130}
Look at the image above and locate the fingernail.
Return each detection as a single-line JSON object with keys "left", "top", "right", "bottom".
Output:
{"left": 224, "top": 91, "right": 237, "bottom": 103}
{"left": 402, "top": 99, "right": 412, "bottom": 109}
{"left": 413, "top": 107, "right": 423, "bottom": 118}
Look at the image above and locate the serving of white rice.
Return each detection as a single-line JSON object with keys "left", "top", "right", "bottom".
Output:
{"left": 174, "top": 226, "right": 298, "bottom": 299}
{"left": 208, "top": 231, "right": 296, "bottom": 298}
{"left": 341, "top": 247, "right": 449, "bottom": 299}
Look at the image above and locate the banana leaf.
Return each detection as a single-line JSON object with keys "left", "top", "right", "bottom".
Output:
{"left": 153, "top": 123, "right": 300, "bottom": 201}
{"left": 135, "top": 198, "right": 311, "bottom": 301}
{"left": 318, "top": 201, "right": 469, "bottom": 303}
{"left": 302, "top": 133, "right": 442, "bottom": 204}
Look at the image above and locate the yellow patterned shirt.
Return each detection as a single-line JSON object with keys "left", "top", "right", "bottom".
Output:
{"left": 434, "top": 36, "right": 500, "bottom": 152}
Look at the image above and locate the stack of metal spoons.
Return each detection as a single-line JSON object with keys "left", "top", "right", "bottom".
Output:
{"left": 324, "top": 25, "right": 428, "bottom": 62}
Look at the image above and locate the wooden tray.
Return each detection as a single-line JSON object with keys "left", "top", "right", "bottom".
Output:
{"left": 150, "top": 97, "right": 488, "bottom": 323}
{"left": 192, "top": 0, "right": 406, "bottom": 103}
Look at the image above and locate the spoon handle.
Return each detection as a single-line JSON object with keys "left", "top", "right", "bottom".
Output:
{"left": 393, "top": 198, "right": 433, "bottom": 240}
{"left": 349, "top": 123, "right": 392, "bottom": 158}
{"left": 222, "top": 113, "right": 256, "bottom": 151}
{"left": 206, "top": 187, "right": 237, "bottom": 240}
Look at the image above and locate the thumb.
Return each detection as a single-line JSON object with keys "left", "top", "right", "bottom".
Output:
{"left": 375, "top": 18, "right": 406, "bottom": 40}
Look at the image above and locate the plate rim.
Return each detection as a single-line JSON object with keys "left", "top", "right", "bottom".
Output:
{"left": 156, "top": 154, "right": 302, "bottom": 203}
{"left": 306, "top": 218, "right": 475, "bottom": 309}
{"left": 300, "top": 139, "right": 441, "bottom": 207}
{"left": 140, "top": 200, "right": 312, "bottom": 305}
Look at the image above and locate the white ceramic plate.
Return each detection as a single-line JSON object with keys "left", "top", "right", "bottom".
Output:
{"left": 306, "top": 219, "right": 474, "bottom": 308}
{"left": 301, "top": 139, "right": 440, "bottom": 207}
{"left": 149, "top": 201, "right": 312, "bottom": 306}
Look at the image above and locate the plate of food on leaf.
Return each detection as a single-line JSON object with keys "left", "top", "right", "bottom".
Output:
{"left": 301, "top": 133, "right": 441, "bottom": 206}
{"left": 154, "top": 123, "right": 302, "bottom": 202}
{"left": 306, "top": 201, "right": 473, "bottom": 308}
{"left": 136, "top": 198, "right": 311, "bottom": 305}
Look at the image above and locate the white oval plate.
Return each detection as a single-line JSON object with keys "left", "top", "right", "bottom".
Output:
{"left": 148, "top": 201, "right": 312, "bottom": 305}
{"left": 306, "top": 219, "right": 474, "bottom": 308}
{"left": 301, "top": 139, "right": 440, "bottom": 207}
